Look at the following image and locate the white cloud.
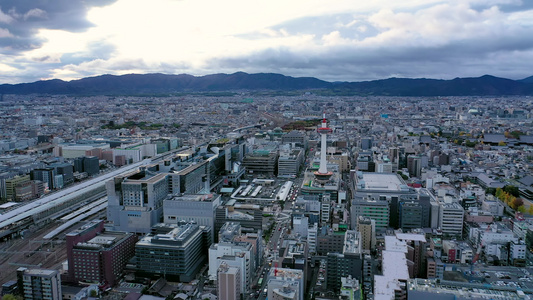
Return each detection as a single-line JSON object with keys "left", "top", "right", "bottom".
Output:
{"left": 0, "top": 8, "right": 15, "bottom": 23}
{"left": 1, "top": 0, "right": 533, "bottom": 83}
{"left": 0, "top": 28, "right": 13, "bottom": 38}
{"left": 23, "top": 8, "right": 48, "bottom": 21}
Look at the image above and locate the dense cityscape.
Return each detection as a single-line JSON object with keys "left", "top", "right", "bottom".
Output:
{"left": 0, "top": 93, "right": 533, "bottom": 300}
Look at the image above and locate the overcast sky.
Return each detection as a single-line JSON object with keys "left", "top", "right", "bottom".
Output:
{"left": 1, "top": 0, "right": 532, "bottom": 84}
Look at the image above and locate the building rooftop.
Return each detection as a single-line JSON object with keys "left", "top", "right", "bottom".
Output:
{"left": 20, "top": 268, "right": 58, "bottom": 277}
{"left": 374, "top": 236, "right": 409, "bottom": 300}
{"left": 74, "top": 231, "right": 130, "bottom": 250}
{"left": 356, "top": 172, "right": 408, "bottom": 192}
{"left": 407, "top": 278, "right": 528, "bottom": 299}
{"left": 138, "top": 223, "right": 200, "bottom": 246}
{"left": 395, "top": 233, "right": 427, "bottom": 243}
{"left": 344, "top": 230, "right": 361, "bottom": 255}
{"left": 269, "top": 268, "right": 303, "bottom": 280}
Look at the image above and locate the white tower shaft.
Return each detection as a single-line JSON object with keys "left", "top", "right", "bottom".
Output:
{"left": 319, "top": 131, "right": 328, "bottom": 174}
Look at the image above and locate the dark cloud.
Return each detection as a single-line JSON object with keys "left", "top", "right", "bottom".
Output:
{"left": 210, "top": 24, "right": 533, "bottom": 82}
{"left": 472, "top": 1, "right": 533, "bottom": 13}
{"left": 60, "top": 40, "right": 116, "bottom": 65}
{"left": 0, "top": 0, "right": 116, "bottom": 53}
{"left": 239, "top": 14, "right": 379, "bottom": 42}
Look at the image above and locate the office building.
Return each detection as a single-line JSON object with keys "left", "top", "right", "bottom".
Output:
{"left": 106, "top": 168, "right": 170, "bottom": 233}
{"left": 326, "top": 231, "right": 363, "bottom": 292}
{"left": 208, "top": 241, "right": 254, "bottom": 292}
{"left": 17, "top": 268, "right": 62, "bottom": 300}
{"left": 277, "top": 148, "right": 304, "bottom": 177}
{"left": 373, "top": 236, "right": 409, "bottom": 300}
{"left": 352, "top": 198, "right": 389, "bottom": 230}
{"left": 281, "top": 131, "right": 308, "bottom": 150}
{"left": 439, "top": 201, "right": 464, "bottom": 237}
{"left": 268, "top": 280, "right": 300, "bottom": 300}
{"left": 266, "top": 268, "right": 304, "bottom": 300}
{"left": 280, "top": 240, "right": 308, "bottom": 277}
{"left": 31, "top": 168, "right": 56, "bottom": 190}
{"left": 215, "top": 204, "right": 263, "bottom": 234}
{"left": 242, "top": 150, "right": 278, "bottom": 175}
{"left": 351, "top": 172, "right": 419, "bottom": 230}
{"left": 308, "top": 223, "right": 318, "bottom": 254}
{"left": 317, "top": 229, "right": 346, "bottom": 256}
{"left": 14, "top": 180, "right": 44, "bottom": 201}
{"left": 357, "top": 216, "right": 376, "bottom": 251}
{"left": 73, "top": 156, "right": 99, "bottom": 176}
{"left": 360, "top": 137, "right": 373, "bottom": 150}
{"left": 135, "top": 223, "right": 211, "bottom": 282}
{"left": 163, "top": 193, "right": 221, "bottom": 240}
{"left": 51, "top": 162, "right": 74, "bottom": 185}
{"left": 4, "top": 175, "right": 31, "bottom": 201}
{"left": 218, "top": 222, "right": 242, "bottom": 242}
{"left": 340, "top": 276, "right": 361, "bottom": 300}
{"left": 217, "top": 262, "right": 241, "bottom": 300}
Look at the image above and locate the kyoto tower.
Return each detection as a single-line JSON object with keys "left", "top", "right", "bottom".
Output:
{"left": 314, "top": 112, "right": 333, "bottom": 183}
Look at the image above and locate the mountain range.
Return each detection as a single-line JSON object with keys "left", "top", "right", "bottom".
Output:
{"left": 1, "top": 72, "right": 533, "bottom": 96}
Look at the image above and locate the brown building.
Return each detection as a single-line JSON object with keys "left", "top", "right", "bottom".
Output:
{"left": 66, "top": 220, "right": 137, "bottom": 286}
{"left": 217, "top": 263, "right": 241, "bottom": 300}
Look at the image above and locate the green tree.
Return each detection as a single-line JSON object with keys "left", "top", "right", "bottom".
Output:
{"left": 504, "top": 185, "right": 520, "bottom": 197}
{"left": 495, "top": 188, "right": 504, "bottom": 199}
{"left": 528, "top": 205, "right": 533, "bottom": 215}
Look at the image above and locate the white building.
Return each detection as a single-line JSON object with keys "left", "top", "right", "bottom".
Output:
{"left": 438, "top": 200, "right": 464, "bottom": 236}
{"left": 308, "top": 223, "right": 318, "bottom": 254}
{"left": 292, "top": 215, "right": 309, "bottom": 238}
{"left": 510, "top": 240, "right": 527, "bottom": 262}
{"left": 208, "top": 242, "right": 254, "bottom": 292}
{"left": 266, "top": 268, "right": 304, "bottom": 300}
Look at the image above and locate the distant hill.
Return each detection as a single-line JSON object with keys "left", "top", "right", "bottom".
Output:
{"left": 520, "top": 75, "right": 533, "bottom": 84}
{"left": 1, "top": 72, "right": 532, "bottom": 96}
{"left": 334, "top": 75, "right": 533, "bottom": 96}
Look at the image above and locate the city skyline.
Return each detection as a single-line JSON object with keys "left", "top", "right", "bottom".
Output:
{"left": 1, "top": 0, "right": 533, "bottom": 84}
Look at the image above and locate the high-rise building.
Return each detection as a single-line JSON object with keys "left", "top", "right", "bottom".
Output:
{"left": 17, "top": 268, "right": 62, "bottom": 300}
{"left": 360, "top": 137, "right": 373, "bottom": 150}
{"left": 66, "top": 221, "right": 136, "bottom": 286}
{"left": 357, "top": 216, "right": 376, "bottom": 251}
{"left": 351, "top": 172, "right": 418, "bottom": 230}
{"left": 277, "top": 148, "right": 304, "bottom": 177}
{"left": 106, "top": 168, "right": 170, "bottom": 233}
{"left": 135, "top": 223, "right": 211, "bottom": 282}
{"left": 242, "top": 151, "right": 278, "bottom": 175}
{"left": 266, "top": 268, "right": 304, "bottom": 300}
{"left": 50, "top": 162, "right": 74, "bottom": 185}
{"left": 74, "top": 156, "right": 99, "bottom": 176}
{"left": 217, "top": 262, "right": 241, "bottom": 300}
{"left": 163, "top": 193, "right": 221, "bottom": 240}
{"left": 352, "top": 199, "right": 389, "bottom": 230}
{"left": 438, "top": 201, "right": 464, "bottom": 236}
{"left": 308, "top": 223, "right": 318, "bottom": 254}
{"left": 326, "top": 231, "right": 363, "bottom": 292}
{"left": 281, "top": 131, "right": 308, "bottom": 150}
{"left": 208, "top": 241, "right": 254, "bottom": 292}
{"left": 31, "top": 168, "right": 56, "bottom": 190}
